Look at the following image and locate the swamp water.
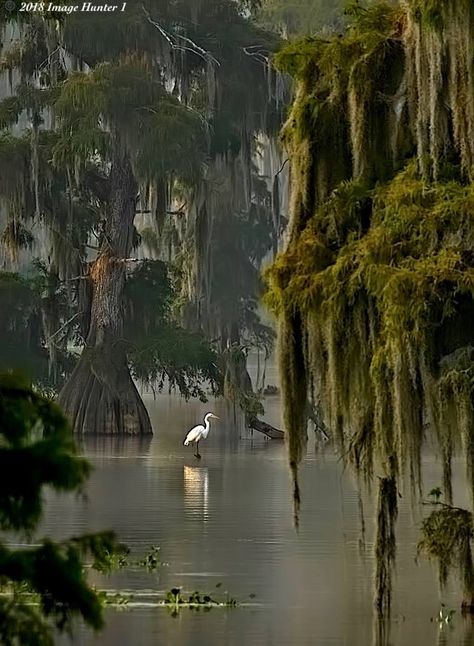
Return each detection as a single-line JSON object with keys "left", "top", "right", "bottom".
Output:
{"left": 42, "top": 389, "right": 474, "bottom": 646}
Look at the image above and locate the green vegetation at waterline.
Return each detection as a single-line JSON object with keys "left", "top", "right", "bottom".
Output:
{"left": 81, "top": 543, "right": 247, "bottom": 612}
{"left": 164, "top": 586, "right": 238, "bottom": 612}
{"left": 70, "top": 585, "right": 242, "bottom": 616}
{"left": 89, "top": 545, "right": 163, "bottom": 575}
{"left": 266, "top": 0, "right": 474, "bottom": 614}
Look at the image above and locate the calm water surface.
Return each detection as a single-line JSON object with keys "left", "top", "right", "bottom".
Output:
{"left": 41, "top": 389, "right": 474, "bottom": 646}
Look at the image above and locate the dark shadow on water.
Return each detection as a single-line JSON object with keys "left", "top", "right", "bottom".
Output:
{"left": 77, "top": 435, "right": 153, "bottom": 458}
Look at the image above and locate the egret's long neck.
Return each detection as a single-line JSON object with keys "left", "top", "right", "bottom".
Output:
{"left": 204, "top": 414, "right": 212, "bottom": 435}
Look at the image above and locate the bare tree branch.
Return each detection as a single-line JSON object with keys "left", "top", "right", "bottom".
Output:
{"left": 243, "top": 45, "right": 271, "bottom": 65}
{"left": 142, "top": 5, "right": 220, "bottom": 67}
{"left": 46, "top": 311, "right": 84, "bottom": 343}
{"left": 276, "top": 158, "right": 289, "bottom": 177}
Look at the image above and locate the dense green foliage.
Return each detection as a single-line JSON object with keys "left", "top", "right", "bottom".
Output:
{"left": 268, "top": 165, "right": 474, "bottom": 487}
{"left": 124, "top": 261, "right": 219, "bottom": 399}
{"left": 0, "top": 374, "right": 118, "bottom": 644}
{"left": 0, "top": 265, "right": 76, "bottom": 387}
{"left": 418, "top": 503, "right": 474, "bottom": 607}
{"left": 0, "top": 272, "right": 47, "bottom": 377}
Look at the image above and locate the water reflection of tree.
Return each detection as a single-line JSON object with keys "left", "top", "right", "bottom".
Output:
{"left": 79, "top": 436, "right": 153, "bottom": 459}
{"left": 462, "top": 615, "right": 474, "bottom": 646}
{"left": 372, "top": 616, "right": 392, "bottom": 646}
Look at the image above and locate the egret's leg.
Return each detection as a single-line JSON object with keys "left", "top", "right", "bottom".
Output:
{"left": 195, "top": 441, "right": 201, "bottom": 459}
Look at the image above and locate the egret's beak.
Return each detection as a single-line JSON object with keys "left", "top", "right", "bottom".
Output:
{"left": 212, "top": 415, "right": 220, "bottom": 420}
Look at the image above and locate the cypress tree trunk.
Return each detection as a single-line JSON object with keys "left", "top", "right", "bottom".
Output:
{"left": 59, "top": 153, "right": 152, "bottom": 435}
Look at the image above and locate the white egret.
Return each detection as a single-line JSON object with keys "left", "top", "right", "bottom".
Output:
{"left": 183, "top": 412, "right": 219, "bottom": 459}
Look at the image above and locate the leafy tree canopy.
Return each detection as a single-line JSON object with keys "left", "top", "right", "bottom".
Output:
{"left": 0, "top": 373, "right": 119, "bottom": 644}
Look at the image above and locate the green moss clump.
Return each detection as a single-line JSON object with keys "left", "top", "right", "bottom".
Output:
{"left": 405, "top": 0, "right": 474, "bottom": 179}
{"left": 418, "top": 505, "right": 474, "bottom": 607}
{"left": 268, "top": 163, "right": 474, "bottom": 483}
{"left": 273, "top": 2, "right": 406, "bottom": 238}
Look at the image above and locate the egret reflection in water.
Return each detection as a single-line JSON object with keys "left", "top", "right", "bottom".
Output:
{"left": 183, "top": 465, "right": 209, "bottom": 520}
